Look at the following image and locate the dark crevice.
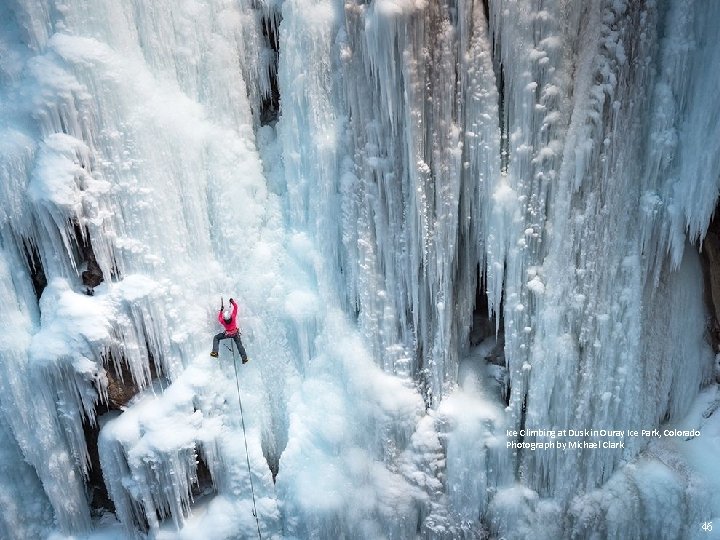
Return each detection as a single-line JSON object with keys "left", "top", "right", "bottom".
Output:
{"left": 470, "top": 265, "right": 508, "bottom": 404}
{"left": 190, "top": 453, "right": 216, "bottom": 499}
{"left": 70, "top": 220, "right": 105, "bottom": 295}
{"left": 262, "top": 438, "right": 279, "bottom": 484}
{"left": 497, "top": 63, "right": 509, "bottom": 174}
{"left": 519, "top": 393, "right": 528, "bottom": 435}
{"left": 701, "top": 207, "right": 720, "bottom": 358}
{"left": 488, "top": 6, "right": 508, "bottom": 176}
{"left": 260, "top": 14, "right": 281, "bottom": 126}
{"left": 22, "top": 239, "right": 47, "bottom": 300}
{"left": 259, "top": 408, "right": 283, "bottom": 485}
{"left": 143, "top": 338, "right": 163, "bottom": 381}
{"left": 83, "top": 408, "right": 114, "bottom": 516}
{"left": 469, "top": 265, "right": 495, "bottom": 346}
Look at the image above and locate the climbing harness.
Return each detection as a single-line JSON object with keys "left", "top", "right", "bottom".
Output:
{"left": 226, "top": 342, "right": 262, "bottom": 539}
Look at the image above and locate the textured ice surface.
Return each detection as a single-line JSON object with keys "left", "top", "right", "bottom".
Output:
{"left": 0, "top": 0, "right": 719, "bottom": 538}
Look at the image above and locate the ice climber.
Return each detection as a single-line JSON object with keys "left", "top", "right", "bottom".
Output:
{"left": 211, "top": 298, "right": 249, "bottom": 363}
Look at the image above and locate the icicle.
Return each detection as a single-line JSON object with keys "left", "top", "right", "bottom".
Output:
{"left": 99, "top": 386, "right": 210, "bottom": 532}
{"left": 0, "top": 253, "right": 92, "bottom": 532}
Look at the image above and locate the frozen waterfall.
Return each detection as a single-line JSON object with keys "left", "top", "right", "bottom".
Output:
{"left": 0, "top": 0, "right": 719, "bottom": 538}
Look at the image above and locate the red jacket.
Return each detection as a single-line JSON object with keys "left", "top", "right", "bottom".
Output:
{"left": 218, "top": 300, "right": 239, "bottom": 335}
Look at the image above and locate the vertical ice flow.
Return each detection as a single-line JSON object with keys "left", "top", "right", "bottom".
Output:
{"left": 0, "top": 0, "right": 719, "bottom": 538}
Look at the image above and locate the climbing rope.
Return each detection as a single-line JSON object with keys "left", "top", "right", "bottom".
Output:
{"left": 227, "top": 342, "right": 262, "bottom": 539}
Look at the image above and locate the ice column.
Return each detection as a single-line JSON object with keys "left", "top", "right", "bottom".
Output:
{"left": 488, "top": 0, "right": 717, "bottom": 504}
{"left": 279, "top": 0, "right": 501, "bottom": 403}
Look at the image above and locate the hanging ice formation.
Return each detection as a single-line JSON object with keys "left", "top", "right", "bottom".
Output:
{"left": 0, "top": 0, "right": 719, "bottom": 538}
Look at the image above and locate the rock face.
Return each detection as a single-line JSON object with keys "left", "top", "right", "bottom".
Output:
{"left": 81, "top": 246, "right": 104, "bottom": 292}
{"left": 82, "top": 260, "right": 103, "bottom": 289}
{"left": 85, "top": 357, "right": 164, "bottom": 516}
{"left": 702, "top": 214, "right": 720, "bottom": 354}
{"left": 105, "top": 366, "right": 140, "bottom": 410}
{"left": 104, "top": 353, "right": 162, "bottom": 410}
{"left": 83, "top": 364, "right": 136, "bottom": 517}
{"left": 83, "top": 419, "right": 114, "bottom": 516}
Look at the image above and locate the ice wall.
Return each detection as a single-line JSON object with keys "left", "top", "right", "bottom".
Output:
{"left": 1, "top": 0, "right": 443, "bottom": 537}
{"left": 278, "top": 0, "right": 502, "bottom": 403}
{"left": 0, "top": 248, "right": 57, "bottom": 537}
{"left": 1, "top": 0, "right": 719, "bottom": 538}
{"left": 0, "top": 0, "right": 289, "bottom": 535}
{"left": 276, "top": 0, "right": 719, "bottom": 536}
{"left": 488, "top": 0, "right": 718, "bottom": 504}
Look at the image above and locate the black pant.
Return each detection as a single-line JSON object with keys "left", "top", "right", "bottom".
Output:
{"left": 212, "top": 331, "right": 247, "bottom": 361}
